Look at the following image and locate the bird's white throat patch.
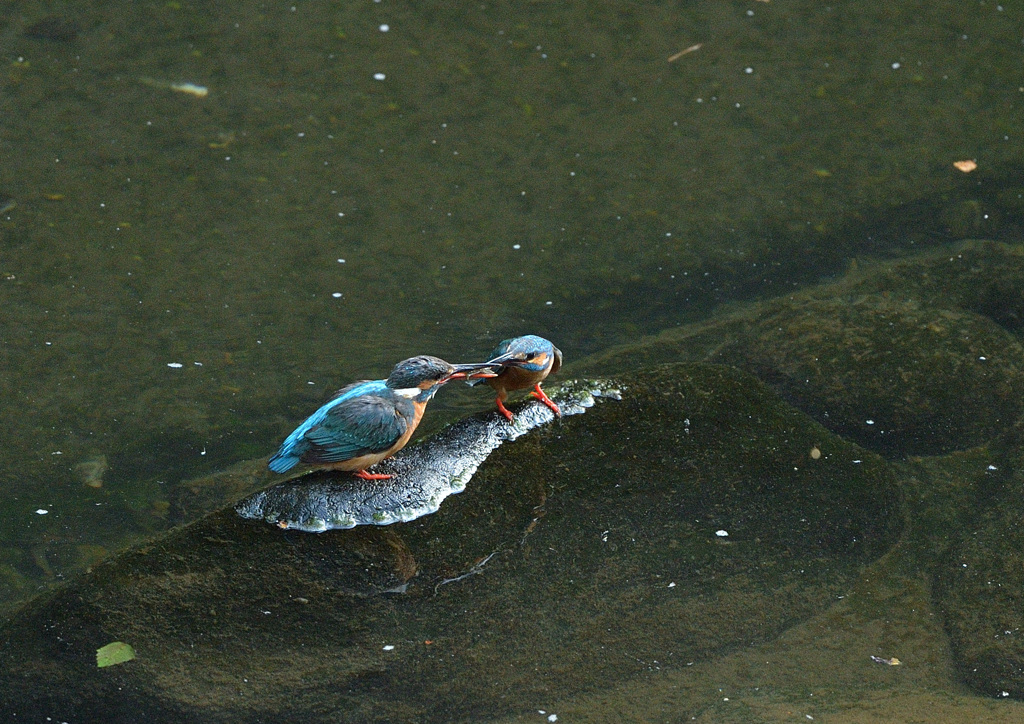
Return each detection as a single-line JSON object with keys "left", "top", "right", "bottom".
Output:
{"left": 395, "top": 387, "right": 421, "bottom": 399}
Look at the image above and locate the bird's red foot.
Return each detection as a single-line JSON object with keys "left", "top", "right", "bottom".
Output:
{"left": 495, "top": 397, "right": 515, "bottom": 422}
{"left": 353, "top": 469, "right": 392, "bottom": 480}
{"left": 531, "top": 384, "right": 561, "bottom": 416}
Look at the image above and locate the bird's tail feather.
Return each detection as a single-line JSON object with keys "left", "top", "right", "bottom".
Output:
{"left": 268, "top": 452, "right": 299, "bottom": 473}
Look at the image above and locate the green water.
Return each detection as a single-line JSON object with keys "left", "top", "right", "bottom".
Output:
{"left": 1, "top": 0, "right": 1024, "bottom": 714}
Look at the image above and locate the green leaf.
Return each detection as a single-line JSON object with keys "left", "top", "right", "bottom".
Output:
{"left": 96, "top": 641, "right": 136, "bottom": 668}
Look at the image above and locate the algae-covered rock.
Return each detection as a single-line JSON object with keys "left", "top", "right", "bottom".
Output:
{"left": 937, "top": 499, "right": 1024, "bottom": 699}
{"left": 714, "top": 294, "right": 1024, "bottom": 456}
{"left": 576, "top": 241, "right": 1024, "bottom": 457}
{"left": 935, "top": 431, "right": 1024, "bottom": 699}
{"left": 845, "top": 240, "right": 1024, "bottom": 333}
{"left": 0, "top": 364, "right": 902, "bottom": 722}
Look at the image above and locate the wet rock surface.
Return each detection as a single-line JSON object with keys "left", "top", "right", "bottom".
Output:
{"left": 714, "top": 294, "right": 1024, "bottom": 456}
{"left": 7, "top": 240, "right": 1024, "bottom": 716}
{"left": 935, "top": 430, "right": 1024, "bottom": 700}
{"left": 0, "top": 364, "right": 902, "bottom": 722}
{"left": 570, "top": 240, "right": 1024, "bottom": 704}
{"left": 847, "top": 240, "right": 1024, "bottom": 333}
{"left": 577, "top": 241, "right": 1024, "bottom": 458}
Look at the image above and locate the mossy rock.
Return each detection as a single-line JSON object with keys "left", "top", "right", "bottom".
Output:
{"left": 715, "top": 294, "right": 1024, "bottom": 456}
{"left": 577, "top": 242, "right": 1024, "bottom": 457}
{"left": 0, "top": 363, "right": 902, "bottom": 722}
{"left": 935, "top": 433, "right": 1024, "bottom": 699}
{"left": 845, "top": 240, "right": 1024, "bottom": 334}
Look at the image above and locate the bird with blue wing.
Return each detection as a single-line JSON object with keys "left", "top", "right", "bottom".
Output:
{"left": 472, "top": 335, "right": 563, "bottom": 421}
{"left": 269, "top": 355, "right": 495, "bottom": 479}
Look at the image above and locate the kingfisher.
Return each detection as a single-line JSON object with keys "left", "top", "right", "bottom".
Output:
{"left": 474, "top": 335, "right": 563, "bottom": 421}
{"left": 268, "top": 355, "right": 496, "bottom": 479}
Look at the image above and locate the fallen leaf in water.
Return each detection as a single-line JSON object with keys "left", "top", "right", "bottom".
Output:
{"left": 96, "top": 641, "right": 136, "bottom": 668}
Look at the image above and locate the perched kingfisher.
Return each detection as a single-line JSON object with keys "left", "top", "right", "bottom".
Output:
{"left": 268, "top": 355, "right": 495, "bottom": 479}
{"left": 474, "top": 335, "right": 563, "bottom": 421}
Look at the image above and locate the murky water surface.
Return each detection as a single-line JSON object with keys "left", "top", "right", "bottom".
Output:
{"left": 1, "top": 0, "right": 1024, "bottom": 719}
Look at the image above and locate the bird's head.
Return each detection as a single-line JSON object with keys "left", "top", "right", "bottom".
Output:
{"left": 484, "top": 335, "right": 563, "bottom": 375}
{"left": 386, "top": 355, "right": 496, "bottom": 401}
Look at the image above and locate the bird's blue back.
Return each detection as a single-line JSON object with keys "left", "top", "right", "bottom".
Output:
{"left": 268, "top": 379, "right": 400, "bottom": 473}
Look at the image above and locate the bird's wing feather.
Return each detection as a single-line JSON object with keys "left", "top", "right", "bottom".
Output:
{"left": 301, "top": 393, "right": 410, "bottom": 463}
{"left": 327, "top": 380, "right": 373, "bottom": 402}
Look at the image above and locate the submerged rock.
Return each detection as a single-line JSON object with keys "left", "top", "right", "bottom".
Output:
{"left": 846, "top": 240, "right": 1024, "bottom": 334}
{"left": 577, "top": 241, "right": 1024, "bottom": 457}
{"left": 714, "top": 294, "right": 1024, "bottom": 456}
{"left": 0, "top": 363, "right": 902, "bottom": 722}
{"left": 935, "top": 430, "right": 1024, "bottom": 699}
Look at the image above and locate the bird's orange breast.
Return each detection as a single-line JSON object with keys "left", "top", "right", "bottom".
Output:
{"left": 488, "top": 363, "right": 548, "bottom": 394}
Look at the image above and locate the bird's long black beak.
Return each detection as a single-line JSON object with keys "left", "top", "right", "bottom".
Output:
{"left": 481, "top": 351, "right": 533, "bottom": 369}
{"left": 460, "top": 352, "right": 533, "bottom": 381}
